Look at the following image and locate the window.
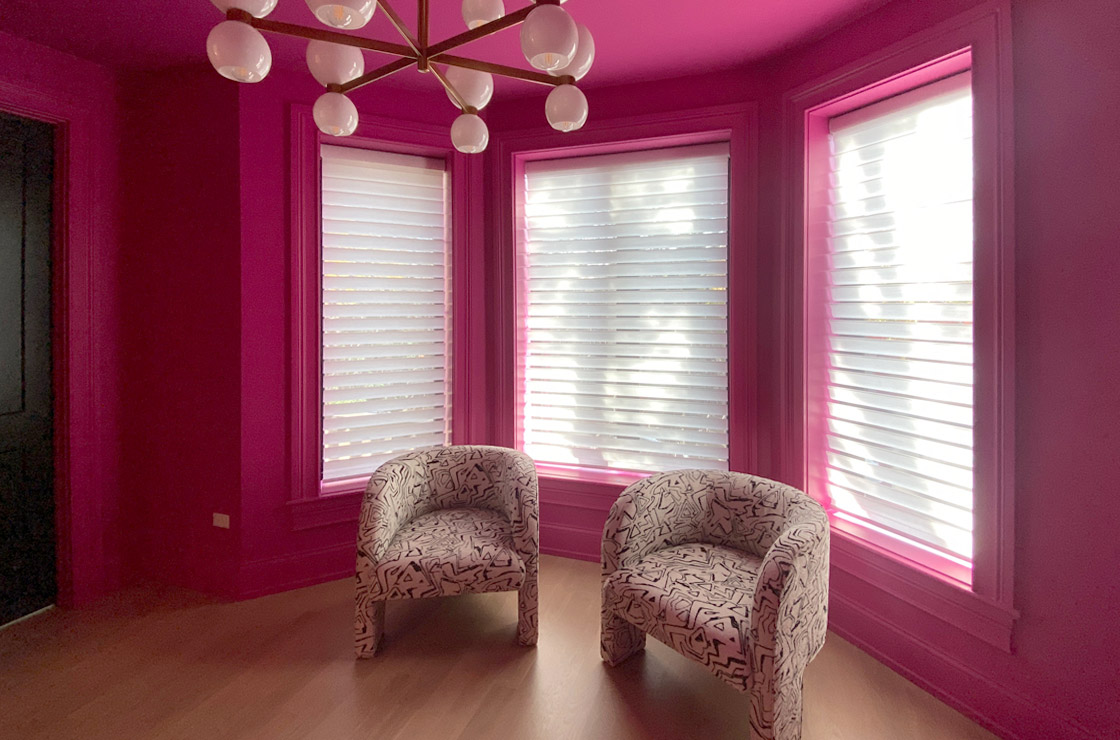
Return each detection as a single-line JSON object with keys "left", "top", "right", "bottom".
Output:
{"left": 320, "top": 145, "right": 451, "bottom": 483}
{"left": 807, "top": 72, "right": 976, "bottom": 583}
{"left": 516, "top": 144, "right": 731, "bottom": 476}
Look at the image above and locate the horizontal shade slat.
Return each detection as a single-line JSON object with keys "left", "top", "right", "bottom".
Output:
{"left": 324, "top": 432, "right": 447, "bottom": 464}
{"left": 522, "top": 443, "right": 727, "bottom": 474}
{"left": 326, "top": 417, "right": 447, "bottom": 447}
{"left": 324, "top": 399, "right": 446, "bottom": 426}
{"left": 526, "top": 365, "right": 727, "bottom": 390}
{"left": 325, "top": 381, "right": 444, "bottom": 404}
{"left": 825, "top": 480, "right": 972, "bottom": 556}
{"left": 827, "top": 386, "right": 972, "bottom": 426}
{"left": 827, "top": 368, "right": 972, "bottom": 405}
{"left": 828, "top": 351, "right": 972, "bottom": 385}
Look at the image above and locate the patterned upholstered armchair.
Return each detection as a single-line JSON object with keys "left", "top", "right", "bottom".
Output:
{"left": 354, "top": 445, "right": 539, "bottom": 658}
{"left": 600, "top": 470, "right": 829, "bottom": 740}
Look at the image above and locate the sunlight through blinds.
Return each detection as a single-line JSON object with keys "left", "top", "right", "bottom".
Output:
{"left": 520, "top": 143, "right": 730, "bottom": 474}
{"left": 321, "top": 145, "right": 450, "bottom": 482}
{"left": 819, "top": 72, "right": 974, "bottom": 562}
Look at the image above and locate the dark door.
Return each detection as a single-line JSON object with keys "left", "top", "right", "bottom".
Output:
{"left": 0, "top": 112, "right": 54, "bottom": 626}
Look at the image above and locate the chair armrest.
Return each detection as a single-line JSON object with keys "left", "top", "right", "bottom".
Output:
{"left": 477, "top": 447, "right": 539, "bottom": 565}
{"left": 748, "top": 504, "right": 830, "bottom": 730}
{"left": 356, "top": 457, "right": 432, "bottom": 565}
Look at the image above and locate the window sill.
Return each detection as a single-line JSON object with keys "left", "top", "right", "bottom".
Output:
{"left": 829, "top": 528, "right": 1018, "bottom": 652}
{"left": 288, "top": 485, "right": 364, "bottom": 531}
{"left": 534, "top": 462, "right": 649, "bottom": 489}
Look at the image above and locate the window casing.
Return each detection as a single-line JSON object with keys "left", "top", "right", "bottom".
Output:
{"left": 319, "top": 145, "right": 451, "bottom": 483}
{"left": 807, "top": 72, "right": 976, "bottom": 584}
{"left": 516, "top": 144, "right": 731, "bottom": 477}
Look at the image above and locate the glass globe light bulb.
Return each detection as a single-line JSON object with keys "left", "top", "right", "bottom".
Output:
{"left": 462, "top": 0, "right": 504, "bottom": 30}
{"left": 545, "top": 84, "right": 588, "bottom": 132}
{"left": 451, "top": 113, "right": 489, "bottom": 154}
{"left": 550, "top": 23, "right": 594, "bottom": 82}
{"left": 209, "top": 0, "right": 278, "bottom": 18}
{"left": 520, "top": 5, "right": 578, "bottom": 71}
{"left": 306, "top": 40, "right": 365, "bottom": 87}
{"left": 313, "top": 92, "right": 359, "bottom": 137}
{"left": 305, "top": 0, "right": 376, "bottom": 30}
{"left": 207, "top": 21, "right": 272, "bottom": 83}
{"left": 443, "top": 67, "right": 495, "bottom": 111}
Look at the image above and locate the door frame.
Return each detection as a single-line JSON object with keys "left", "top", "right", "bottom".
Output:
{"left": 0, "top": 79, "right": 107, "bottom": 608}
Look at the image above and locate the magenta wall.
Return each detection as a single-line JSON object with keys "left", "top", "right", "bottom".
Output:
{"left": 0, "top": 31, "right": 125, "bottom": 605}
{"left": 118, "top": 67, "right": 243, "bottom": 596}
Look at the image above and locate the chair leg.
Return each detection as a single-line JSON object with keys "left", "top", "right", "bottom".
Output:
{"left": 600, "top": 607, "right": 645, "bottom": 666}
{"left": 517, "top": 569, "right": 538, "bottom": 646}
{"left": 355, "top": 599, "right": 385, "bottom": 659}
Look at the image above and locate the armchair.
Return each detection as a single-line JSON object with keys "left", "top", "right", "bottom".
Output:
{"left": 354, "top": 445, "right": 539, "bottom": 658}
{"left": 600, "top": 470, "right": 829, "bottom": 740}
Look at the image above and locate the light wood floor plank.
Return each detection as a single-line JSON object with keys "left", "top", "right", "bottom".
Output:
{"left": 0, "top": 555, "right": 997, "bottom": 740}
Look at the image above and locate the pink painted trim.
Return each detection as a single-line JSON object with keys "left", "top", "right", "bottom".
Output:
{"left": 826, "top": 590, "right": 1096, "bottom": 740}
{"left": 494, "top": 102, "right": 759, "bottom": 485}
{"left": 782, "top": 2, "right": 1017, "bottom": 648}
{"left": 288, "top": 105, "right": 474, "bottom": 527}
{"left": 0, "top": 80, "right": 105, "bottom": 607}
{"left": 536, "top": 463, "right": 648, "bottom": 488}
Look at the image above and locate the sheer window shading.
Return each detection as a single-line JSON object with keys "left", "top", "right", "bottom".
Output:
{"left": 519, "top": 144, "right": 731, "bottom": 474}
{"left": 819, "top": 73, "right": 975, "bottom": 564}
{"left": 321, "top": 145, "right": 450, "bottom": 482}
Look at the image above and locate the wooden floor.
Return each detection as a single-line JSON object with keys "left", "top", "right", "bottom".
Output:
{"left": 0, "top": 555, "right": 996, "bottom": 740}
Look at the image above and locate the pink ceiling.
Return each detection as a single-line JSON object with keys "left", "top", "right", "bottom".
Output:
{"left": 0, "top": 0, "right": 893, "bottom": 91}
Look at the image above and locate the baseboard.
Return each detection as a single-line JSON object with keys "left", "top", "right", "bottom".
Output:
{"left": 237, "top": 541, "right": 355, "bottom": 600}
{"left": 540, "top": 520, "right": 601, "bottom": 563}
{"left": 828, "top": 590, "right": 1098, "bottom": 740}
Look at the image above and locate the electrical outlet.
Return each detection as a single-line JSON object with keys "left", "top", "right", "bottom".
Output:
{"left": 212, "top": 513, "right": 231, "bottom": 529}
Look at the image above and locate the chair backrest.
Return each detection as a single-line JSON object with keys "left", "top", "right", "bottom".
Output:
{"left": 621, "top": 470, "right": 821, "bottom": 559}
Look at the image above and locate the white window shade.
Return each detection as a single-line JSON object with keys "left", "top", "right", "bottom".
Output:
{"left": 519, "top": 144, "right": 730, "bottom": 475}
{"left": 320, "top": 145, "right": 450, "bottom": 482}
{"left": 816, "top": 72, "right": 974, "bottom": 564}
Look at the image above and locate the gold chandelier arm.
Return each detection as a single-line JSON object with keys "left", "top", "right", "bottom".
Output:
{"left": 338, "top": 56, "right": 417, "bottom": 94}
{"left": 228, "top": 9, "right": 416, "bottom": 59}
{"left": 428, "top": 64, "right": 474, "bottom": 113}
{"left": 425, "top": 4, "right": 535, "bottom": 58}
{"left": 437, "top": 53, "right": 574, "bottom": 87}
{"left": 373, "top": 0, "right": 421, "bottom": 56}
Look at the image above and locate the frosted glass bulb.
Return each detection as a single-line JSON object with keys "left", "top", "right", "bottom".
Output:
{"left": 520, "top": 5, "right": 578, "bottom": 71}
{"left": 306, "top": 40, "right": 365, "bottom": 87}
{"left": 209, "top": 0, "right": 278, "bottom": 18}
{"left": 462, "top": 0, "right": 504, "bottom": 30}
{"left": 207, "top": 21, "right": 272, "bottom": 83}
{"left": 451, "top": 113, "right": 489, "bottom": 154}
{"left": 305, "top": 0, "right": 376, "bottom": 30}
{"left": 545, "top": 84, "right": 588, "bottom": 132}
{"left": 444, "top": 67, "right": 494, "bottom": 111}
{"left": 313, "top": 92, "right": 359, "bottom": 137}
{"left": 550, "top": 23, "right": 594, "bottom": 81}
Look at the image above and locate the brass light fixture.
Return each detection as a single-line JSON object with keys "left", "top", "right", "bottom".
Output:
{"left": 206, "top": 0, "right": 595, "bottom": 152}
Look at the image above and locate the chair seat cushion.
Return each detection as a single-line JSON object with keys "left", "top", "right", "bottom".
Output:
{"left": 370, "top": 507, "right": 526, "bottom": 601}
{"left": 603, "top": 542, "right": 764, "bottom": 690}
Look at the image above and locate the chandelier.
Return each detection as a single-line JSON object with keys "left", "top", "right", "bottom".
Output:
{"left": 205, "top": 0, "right": 595, "bottom": 153}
